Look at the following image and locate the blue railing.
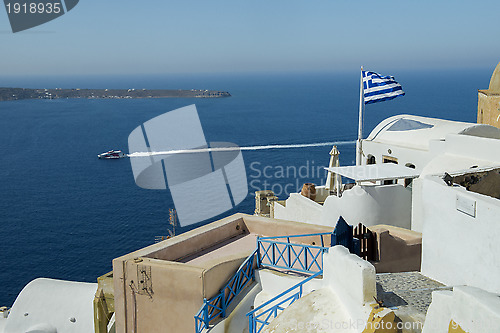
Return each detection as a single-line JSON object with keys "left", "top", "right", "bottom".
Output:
{"left": 194, "top": 218, "right": 359, "bottom": 333}
{"left": 195, "top": 249, "right": 258, "bottom": 333}
{"left": 246, "top": 270, "right": 323, "bottom": 333}
{"left": 257, "top": 232, "right": 332, "bottom": 274}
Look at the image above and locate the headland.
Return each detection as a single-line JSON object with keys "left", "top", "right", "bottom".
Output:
{"left": 0, "top": 87, "right": 231, "bottom": 101}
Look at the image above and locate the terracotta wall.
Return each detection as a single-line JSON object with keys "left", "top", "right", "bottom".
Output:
{"left": 112, "top": 213, "right": 334, "bottom": 333}
{"left": 370, "top": 224, "right": 422, "bottom": 273}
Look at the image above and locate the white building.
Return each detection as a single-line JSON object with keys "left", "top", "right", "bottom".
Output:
{"left": 269, "top": 113, "right": 500, "bottom": 333}
{"left": 274, "top": 114, "right": 500, "bottom": 232}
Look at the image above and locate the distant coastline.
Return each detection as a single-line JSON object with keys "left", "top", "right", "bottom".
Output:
{"left": 0, "top": 87, "right": 231, "bottom": 101}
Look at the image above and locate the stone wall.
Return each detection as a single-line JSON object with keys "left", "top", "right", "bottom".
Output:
{"left": 477, "top": 91, "right": 500, "bottom": 128}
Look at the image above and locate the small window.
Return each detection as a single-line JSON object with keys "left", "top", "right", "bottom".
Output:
{"left": 382, "top": 156, "right": 398, "bottom": 164}
{"left": 367, "top": 155, "right": 376, "bottom": 165}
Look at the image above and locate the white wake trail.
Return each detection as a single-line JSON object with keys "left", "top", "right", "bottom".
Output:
{"left": 127, "top": 140, "right": 356, "bottom": 158}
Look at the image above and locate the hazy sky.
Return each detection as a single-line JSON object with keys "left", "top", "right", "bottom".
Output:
{"left": 1, "top": 0, "right": 499, "bottom": 76}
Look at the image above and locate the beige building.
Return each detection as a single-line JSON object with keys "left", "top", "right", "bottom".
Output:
{"left": 478, "top": 62, "right": 500, "bottom": 128}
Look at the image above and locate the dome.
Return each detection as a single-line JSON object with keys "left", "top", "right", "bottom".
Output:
{"left": 366, "top": 115, "right": 477, "bottom": 150}
{"left": 488, "top": 62, "right": 500, "bottom": 93}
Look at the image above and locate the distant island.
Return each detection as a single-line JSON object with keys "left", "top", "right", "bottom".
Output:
{"left": 0, "top": 87, "right": 231, "bottom": 101}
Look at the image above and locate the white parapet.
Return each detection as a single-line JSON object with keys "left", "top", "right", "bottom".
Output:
{"left": 323, "top": 246, "right": 377, "bottom": 320}
{"left": 263, "top": 246, "right": 394, "bottom": 333}
{"left": 421, "top": 290, "right": 453, "bottom": 333}
{"left": 274, "top": 183, "right": 412, "bottom": 229}
{"left": 253, "top": 268, "right": 323, "bottom": 312}
{"left": 273, "top": 193, "right": 324, "bottom": 225}
{"left": 423, "top": 286, "right": 500, "bottom": 333}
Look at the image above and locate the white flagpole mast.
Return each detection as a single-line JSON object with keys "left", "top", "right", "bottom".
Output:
{"left": 356, "top": 66, "right": 364, "bottom": 166}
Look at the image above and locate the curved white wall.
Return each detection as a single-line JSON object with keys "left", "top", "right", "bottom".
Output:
{"left": 322, "top": 184, "right": 412, "bottom": 228}
{"left": 274, "top": 184, "right": 412, "bottom": 229}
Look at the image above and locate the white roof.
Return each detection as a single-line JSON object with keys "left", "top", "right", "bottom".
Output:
{"left": 366, "top": 115, "right": 500, "bottom": 150}
{"left": 420, "top": 154, "right": 500, "bottom": 177}
{"left": 3, "top": 278, "right": 97, "bottom": 333}
{"left": 325, "top": 163, "right": 420, "bottom": 182}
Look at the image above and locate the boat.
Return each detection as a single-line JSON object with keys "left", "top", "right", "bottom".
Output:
{"left": 97, "top": 150, "right": 126, "bottom": 159}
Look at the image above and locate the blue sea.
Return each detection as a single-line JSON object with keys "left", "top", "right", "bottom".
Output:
{"left": 0, "top": 69, "right": 489, "bottom": 305}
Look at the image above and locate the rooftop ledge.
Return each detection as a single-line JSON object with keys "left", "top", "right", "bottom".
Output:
{"left": 114, "top": 213, "right": 334, "bottom": 267}
{"left": 478, "top": 89, "right": 500, "bottom": 96}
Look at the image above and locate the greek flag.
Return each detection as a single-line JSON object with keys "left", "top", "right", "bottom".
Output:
{"left": 363, "top": 71, "right": 405, "bottom": 104}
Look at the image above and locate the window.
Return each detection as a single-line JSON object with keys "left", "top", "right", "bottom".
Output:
{"left": 367, "top": 155, "right": 376, "bottom": 165}
{"left": 382, "top": 156, "right": 398, "bottom": 164}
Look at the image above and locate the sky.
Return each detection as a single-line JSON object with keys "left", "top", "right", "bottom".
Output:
{"left": 1, "top": 0, "right": 500, "bottom": 76}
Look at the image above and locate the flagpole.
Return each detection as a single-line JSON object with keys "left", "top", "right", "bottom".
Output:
{"left": 356, "top": 66, "right": 364, "bottom": 166}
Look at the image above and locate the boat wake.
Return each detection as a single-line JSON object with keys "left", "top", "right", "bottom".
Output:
{"left": 127, "top": 140, "right": 356, "bottom": 158}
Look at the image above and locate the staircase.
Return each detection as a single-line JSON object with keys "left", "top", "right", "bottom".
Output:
{"left": 195, "top": 217, "right": 359, "bottom": 333}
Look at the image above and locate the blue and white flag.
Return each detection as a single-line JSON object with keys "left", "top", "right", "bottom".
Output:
{"left": 362, "top": 71, "right": 405, "bottom": 104}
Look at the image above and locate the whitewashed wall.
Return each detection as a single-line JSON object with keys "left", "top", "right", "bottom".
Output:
{"left": 362, "top": 140, "right": 437, "bottom": 172}
{"left": 444, "top": 134, "right": 500, "bottom": 164}
{"left": 420, "top": 176, "right": 500, "bottom": 294}
{"left": 322, "top": 184, "right": 412, "bottom": 228}
{"left": 273, "top": 193, "right": 323, "bottom": 225}
{"left": 274, "top": 184, "right": 412, "bottom": 229}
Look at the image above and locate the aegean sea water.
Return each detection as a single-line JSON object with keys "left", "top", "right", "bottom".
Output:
{"left": 0, "top": 69, "right": 490, "bottom": 305}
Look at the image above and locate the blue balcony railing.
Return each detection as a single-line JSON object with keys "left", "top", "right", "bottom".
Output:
{"left": 195, "top": 249, "right": 258, "bottom": 333}
{"left": 257, "top": 232, "right": 332, "bottom": 274}
{"left": 246, "top": 270, "right": 322, "bottom": 333}
{"left": 194, "top": 217, "right": 360, "bottom": 333}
